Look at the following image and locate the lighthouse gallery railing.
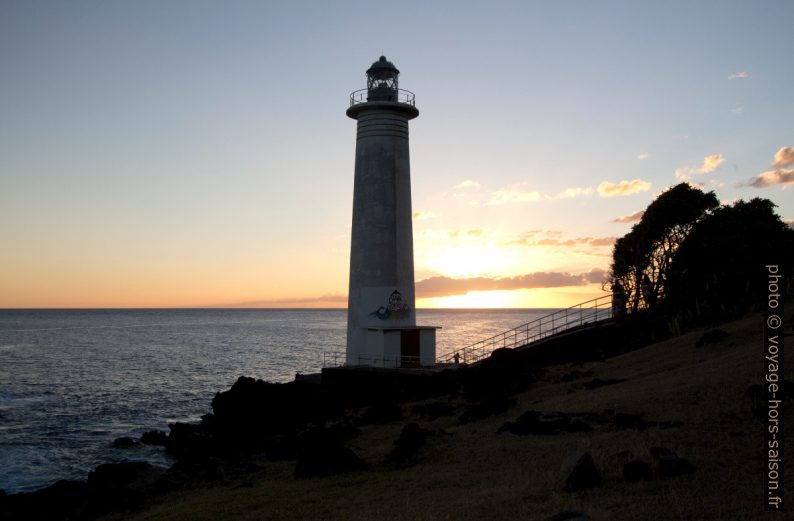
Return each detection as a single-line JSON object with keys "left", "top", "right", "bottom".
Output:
{"left": 349, "top": 88, "right": 416, "bottom": 107}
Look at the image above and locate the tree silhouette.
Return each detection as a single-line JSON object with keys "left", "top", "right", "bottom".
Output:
{"left": 607, "top": 183, "right": 719, "bottom": 312}
{"left": 666, "top": 197, "right": 794, "bottom": 325}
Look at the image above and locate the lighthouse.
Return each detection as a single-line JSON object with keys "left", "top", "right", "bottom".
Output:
{"left": 345, "top": 56, "right": 437, "bottom": 368}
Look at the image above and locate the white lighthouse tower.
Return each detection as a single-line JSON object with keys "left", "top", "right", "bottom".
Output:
{"left": 345, "top": 56, "right": 437, "bottom": 368}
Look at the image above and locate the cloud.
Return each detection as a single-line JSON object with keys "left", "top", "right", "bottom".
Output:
{"left": 454, "top": 180, "right": 481, "bottom": 189}
{"left": 416, "top": 269, "right": 608, "bottom": 298}
{"left": 503, "top": 235, "right": 616, "bottom": 248}
{"left": 731, "top": 106, "right": 743, "bottom": 114}
{"left": 213, "top": 294, "right": 348, "bottom": 308}
{"left": 745, "top": 147, "right": 794, "bottom": 188}
{"left": 545, "top": 186, "right": 594, "bottom": 200}
{"left": 699, "top": 154, "right": 725, "bottom": 173}
{"left": 597, "top": 179, "right": 652, "bottom": 197}
{"left": 612, "top": 210, "right": 644, "bottom": 223}
{"left": 486, "top": 185, "right": 541, "bottom": 205}
{"left": 747, "top": 169, "right": 794, "bottom": 188}
{"left": 773, "top": 147, "right": 794, "bottom": 168}
{"left": 728, "top": 71, "right": 749, "bottom": 80}
{"left": 412, "top": 211, "right": 438, "bottom": 221}
{"left": 674, "top": 154, "right": 725, "bottom": 180}
{"left": 637, "top": 153, "right": 649, "bottom": 160}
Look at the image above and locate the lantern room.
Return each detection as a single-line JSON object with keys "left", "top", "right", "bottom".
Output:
{"left": 366, "top": 56, "right": 399, "bottom": 102}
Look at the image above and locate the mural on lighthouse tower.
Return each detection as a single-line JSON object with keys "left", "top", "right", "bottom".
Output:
{"left": 345, "top": 56, "right": 438, "bottom": 368}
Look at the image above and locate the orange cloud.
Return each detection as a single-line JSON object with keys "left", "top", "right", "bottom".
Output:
{"left": 773, "top": 147, "right": 794, "bottom": 168}
{"left": 415, "top": 269, "right": 607, "bottom": 298}
{"left": 597, "top": 179, "right": 652, "bottom": 197}
{"left": 613, "top": 210, "right": 644, "bottom": 223}
{"left": 503, "top": 235, "right": 616, "bottom": 248}
{"left": 748, "top": 169, "right": 794, "bottom": 188}
{"left": 674, "top": 154, "right": 725, "bottom": 180}
{"left": 746, "top": 147, "right": 794, "bottom": 188}
{"left": 214, "top": 294, "right": 347, "bottom": 308}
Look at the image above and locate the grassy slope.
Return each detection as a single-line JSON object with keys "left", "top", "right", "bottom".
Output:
{"left": 109, "top": 312, "right": 792, "bottom": 521}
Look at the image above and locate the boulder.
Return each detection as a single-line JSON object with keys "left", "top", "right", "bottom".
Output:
{"left": 112, "top": 436, "right": 141, "bottom": 449}
{"left": 166, "top": 422, "right": 215, "bottom": 458}
{"left": 560, "top": 451, "right": 601, "bottom": 492}
{"left": 86, "top": 461, "right": 167, "bottom": 512}
{"left": 2, "top": 480, "right": 88, "bottom": 520}
{"left": 649, "top": 447, "right": 695, "bottom": 477}
{"left": 140, "top": 430, "right": 168, "bottom": 446}
{"left": 389, "top": 423, "right": 433, "bottom": 464}
{"left": 169, "top": 455, "right": 226, "bottom": 482}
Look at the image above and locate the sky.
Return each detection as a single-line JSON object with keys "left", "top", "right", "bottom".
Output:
{"left": 1, "top": 0, "right": 792, "bottom": 308}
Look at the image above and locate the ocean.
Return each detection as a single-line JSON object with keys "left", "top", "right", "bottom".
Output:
{"left": 0, "top": 308, "right": 555, "bottom": 493}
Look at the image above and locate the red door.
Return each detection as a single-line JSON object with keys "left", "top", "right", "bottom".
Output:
{"left": 400, "top": 329, "right": 420, "bottom": 367}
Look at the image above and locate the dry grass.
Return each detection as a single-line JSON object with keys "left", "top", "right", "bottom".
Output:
{"left": 107, "top": 312, "right": 792, "bottom": 520}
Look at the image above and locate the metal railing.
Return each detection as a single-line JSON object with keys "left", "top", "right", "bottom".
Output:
{"left": 437, "top": 294, "right": 617, "bottom": 365}
{"left": 349, "top": 88, "right": 416, "bottom": 107}
{"left": 323, "top": 351, "right": 423, "bottom": 369}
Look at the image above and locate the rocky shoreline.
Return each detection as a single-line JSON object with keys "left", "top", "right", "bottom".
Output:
{"left": 0, "top": 315, "right": 744, "bottom": 520}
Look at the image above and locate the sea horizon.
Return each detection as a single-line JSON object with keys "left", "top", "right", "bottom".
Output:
{"left": 0, "top": 307, "right": 556, "bottom": 493}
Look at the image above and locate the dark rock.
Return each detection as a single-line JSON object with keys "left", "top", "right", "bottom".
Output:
{"left": 389, "top": 423, "right": 433, "bottom": 464}
{"left": 560, "top": 451, "right": 601, "bottom": 492}
{"left": 623, "top": 459, "right": 654, "bottom": 482}
{"left": 140, "top": 430, "right": 168, "bottom": 446}
{"left": 657, "top": 455, "right": 695, "bottom": 477}
{"left": 166, "top": 422, "right": 215, "bottom": 458}
{"left": 207, "top": 376, "right": 328, "bottom": 455}
{"left": 695, "top": 329, "right": 729, "bottom": 347}
{"left": 294, "top": 429, "right": 368, "bottom": 478}
{"left": 582, "top": 377, "right": 627, "bottom": 390}
{"left": 458, "top": 395, "right": 515, "bottom": 424}
{"left": 649, "top": 447, "right": 695, "bottom": 477}
{"left": 112, "top": 436, "right": 141, "bottom": 449}
{"left": 169, "top": 455, "right": 226, "bottom": 482}
{"left": 86, "top": 461, "right": 167, "bottom": 512}
{"left": 546, "top": 511, "right": 591, "bottom": 521}
{"left": 3, "top": 480, "right": 88, "bottom": 521}
{"left": 498, "top": 411, "right": 592, "bottom": 436}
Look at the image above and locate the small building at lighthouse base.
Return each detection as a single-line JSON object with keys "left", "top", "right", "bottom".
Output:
{"left": 351, "top": 325, "right": 438, "bottom": 368}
